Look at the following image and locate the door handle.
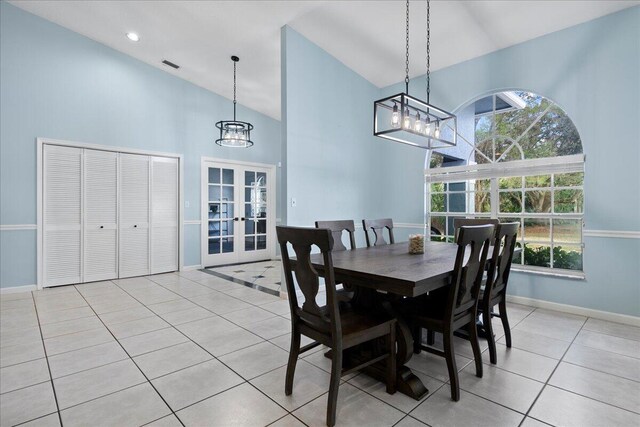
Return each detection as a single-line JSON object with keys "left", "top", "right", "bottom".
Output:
{"left": 233, "top": 217, "right": 239, "bottom": 222}
{"left": 241, "top": 217, "right": 246, "bottom": 221}
{"left": 100, "top": 225, "right": 104, "bottom": 229}
{"left": 134, "top": 225, "right": 138, "bottom": 228}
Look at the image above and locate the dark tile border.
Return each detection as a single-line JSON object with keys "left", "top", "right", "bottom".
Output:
{"left": 200, "top": 269, "right": 281, "bottom": 298}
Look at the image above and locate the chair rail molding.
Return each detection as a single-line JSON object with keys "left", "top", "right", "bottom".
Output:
{"left": 0, "top": 224, "right": 38, "bottom": 231}
{"left": 583, "top": 229, "right": 640, "bottom": 239}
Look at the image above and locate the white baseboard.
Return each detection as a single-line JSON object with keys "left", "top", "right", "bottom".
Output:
{"left": 1, "top": 284, "right": 37, "bottom": 294}
{"left": 181, "top": 265, "right": 203, "bottom": 271}
{"left": 506, "top": 295, "right": 640, "bottom": 327}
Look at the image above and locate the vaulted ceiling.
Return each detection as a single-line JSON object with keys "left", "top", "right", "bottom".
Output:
{"left": 10, "top": 1, "right": 638, "bottom": 120}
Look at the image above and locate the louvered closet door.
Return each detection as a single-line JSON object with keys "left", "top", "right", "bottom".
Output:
{"left": 151, "top": 157, "right": 178, "bottom": 274}
{"left": 43, "top": 145, "right": 82, "bottom": 286}
{"left": 83, "top": 149, "right": 118, "bottom": 282}
{"left": 119, "top": 154, "right": 150, "bottom": 278}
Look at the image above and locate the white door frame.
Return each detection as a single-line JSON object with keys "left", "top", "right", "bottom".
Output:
{"left": 37, "top": 137, "right": 184, "bottom": 289}
{"left": 200, "top": 157, "right": 276, "bottom": 267}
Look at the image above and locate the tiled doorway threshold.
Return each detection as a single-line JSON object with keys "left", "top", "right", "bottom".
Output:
{"left": 201, "top": 259, "right": 283, "bottom": 298}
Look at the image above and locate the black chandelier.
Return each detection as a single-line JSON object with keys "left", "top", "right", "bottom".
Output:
{"left": 216, "top": 55, "right": 254, "bottom": 148}
{"left": 373, "top": 0, "right": 457, "bottom": 149}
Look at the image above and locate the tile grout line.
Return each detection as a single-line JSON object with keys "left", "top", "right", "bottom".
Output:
{"left": 30, "top": 290, "right": 65, "bottom": 427}
{"left": 110, "top": 277, "right": 298, "bottom": 424}
{"left": 73, "top": 286, "right": 187, "bottom": 427}
{"left": 517, "top": 311, "right": 589, "bottom": 427}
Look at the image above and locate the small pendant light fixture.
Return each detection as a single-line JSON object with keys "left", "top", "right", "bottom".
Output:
{"left": 216, "top": 55, "right": 254, "bottom": 148}
{"left": 373, "top": 0, "right": 456, "bottom": 149}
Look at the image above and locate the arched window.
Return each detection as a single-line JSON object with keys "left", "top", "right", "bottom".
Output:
{"left": 426, "top": 91, "right": 584, "bottom": 273}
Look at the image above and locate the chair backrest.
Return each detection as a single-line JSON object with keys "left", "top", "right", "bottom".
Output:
{"left": 484, "top": 222, "right": 519, "bottom": 302}
{"left": 276, "top": 226, "right": 340, "bottom": 336}
{"left": 447, "top": 225, "right": 494, "bottom": 319}
{"left": 453, "top": 218, "right": 499, "bottom": 242}
{"left": 315, "top": 220, "right": 356, "bottom": 251}
{"left": 362, "top": 218, "right": 395, "bottom": 247}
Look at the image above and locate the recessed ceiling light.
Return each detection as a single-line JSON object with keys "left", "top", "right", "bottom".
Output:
{"left": 126, "top": 32, "right": 140, "bottom": 42}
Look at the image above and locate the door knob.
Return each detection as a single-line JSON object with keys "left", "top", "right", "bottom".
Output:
{"left": 100, "top": 225, "right": 104, "bottom": 229}
{"left": 233, "top": 217, "right": 239, "bottom": 222}
{"left": 241, "top": 217, "right": 246, "bottom": 221}
{"left": 134, "top": 225, "right": 138, "bottom": 228}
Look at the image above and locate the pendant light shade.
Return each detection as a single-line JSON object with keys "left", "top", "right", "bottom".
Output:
{"left": 216, "top": 56, "right": 254, "bottom": 148}
{"left": 373, "top": 0, "right": 456, "bottom": 149}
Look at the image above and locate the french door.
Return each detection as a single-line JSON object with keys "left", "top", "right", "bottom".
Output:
{"left": 201, "top": 159, "right": 275, "bottom": 266}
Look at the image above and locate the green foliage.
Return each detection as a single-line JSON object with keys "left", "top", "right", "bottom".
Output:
{"left": 523, "top": 244, "right": 582, "bottom": 270}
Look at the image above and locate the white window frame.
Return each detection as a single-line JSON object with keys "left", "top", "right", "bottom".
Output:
{"left": 425, "top": 92, "right": 585, "bottom": 279}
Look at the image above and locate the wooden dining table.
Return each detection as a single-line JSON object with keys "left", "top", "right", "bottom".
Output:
{"left": 300, "top": 240, "right": 465, "bottom": 401}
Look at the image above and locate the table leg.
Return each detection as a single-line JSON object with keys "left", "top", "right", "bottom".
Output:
{"left": 341, "top": 285, "right": 429, "bottom": 400}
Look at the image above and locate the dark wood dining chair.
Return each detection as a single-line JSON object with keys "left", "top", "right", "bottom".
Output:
{"left": 315, "top": 220, "right": 356, "bottom": 251}
{"left": 277, "top": 226, "right": 396, "bottom": 427}
{"left": 403, "top": 224, "right": 494, "bottom": 401}
{"left": 362, "top": 218, "right": 395, "bottom": 247}
{"left": 480, "top": 222, "right": 519, "bottom": 364}
{"left": 453, "top": 218, "right": 499, "bottom": 242}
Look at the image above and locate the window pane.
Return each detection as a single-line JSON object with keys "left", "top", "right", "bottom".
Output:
{"left": 499, "top": 177, "right": 523, "bottom": 190}
{"left": 554, "top": 189, "right": 583, "bottom": 213}
{"left": 245, "top": 203, "right": 253, "bottom": 219}
{"left": 431, "top": 194, "right": 445, "bottom": 212}
{"left": 222, "top": 237, "right": 234, "bottom": 253}
{"left": 524, "top": 244, "right": 550, "bottom": 267}
{"left": 256, "top": 172, "right": 267, "bottom": 186}
{"left": 208, "top": 168, "right": 220, "bottom": 184}
{"left": 553, "top": 245, "right": 583, "bottom": 270}
{"left": 222, "top": 169, "right": 234, "bottom": 184}
{"left": 525, "top": 175, "right": 551, "bottom": 188}
{"left": 208, "top": 203, "right": 220, "bottom": 219}
{"left": 474, "top": 179, "right": 491, "bottom": 192}
{"left": 221, "top": 186, "right": 233, "bottom": 201}
{"left": 245, "top": 171, "right": 255, "bottom": 186}
{"left": 525, "top": 190, "right": 551, "bottom": 213}
{"left": 245, "top": 219, "right": 255, "bottom": 234}
{"left": 430, "top": 182, "right": 445, "bottom": 193}
{"left": 219, "top": 203, "right": 233, "bottom": 219}
{"left": 524, "top": 218, "right": 550, "bottom": 241}
{"left": 430, "top": 216, "right": 446, "bottom": 240}
{"left": 257, "top": 236, "right": 267, "bottom": 250}
{"left": 208, "top": 238, "right": 220, "bottom": 254}
{"left": 448, "top": 193, "right": 466, "bottom": 213}
{"left": 553, "top": 219, "right": 581, "bottom": 244}
{"left": 555, "top": 172, "right": 583, "bottom": 187}
{"left": 220, "top": 220, "right": 234, "bottom": 236}
{"left": 256, "top": 220, "right": 267, "bottom": 235}
{"left": 245, "top": 237, "right": 255, "bottom": 251}
{"left": 208, "top": 186, "right": 220, "bottom": 201}
{"left": 499, "top": 191, "right": 522, "bottom": 213}
{"left": 474, "top": 192, "right": 491, "bottom": 213}
{"left": 208, "top": 221, "right": 220, "bottom": 237}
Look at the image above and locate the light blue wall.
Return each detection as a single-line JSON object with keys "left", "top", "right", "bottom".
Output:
{"left": 282, "top": 8, "right": 639, "bottom": 316}
{"left": 379, "top": 7, "right": 640, "bottom": 316}
{"left": 0, "top": 2, "right": 282, "bottom": 287}
{"left": 282, "top": 26, "right": 425, "bottom": 249}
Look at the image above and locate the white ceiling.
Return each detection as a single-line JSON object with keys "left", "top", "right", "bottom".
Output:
{"left": 10, "top": 1, "right": 638, "bottom": 120}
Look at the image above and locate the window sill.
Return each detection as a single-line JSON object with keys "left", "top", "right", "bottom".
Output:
{"left": 511, "top": 266, "right": 586, "bottom": 280}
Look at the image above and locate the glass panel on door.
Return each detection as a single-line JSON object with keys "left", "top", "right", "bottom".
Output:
{"left": 244, "top": 170, "right": 268, "bottom": 252}
{"left": 208, "top": 167, "right": 235, "bottom": 254}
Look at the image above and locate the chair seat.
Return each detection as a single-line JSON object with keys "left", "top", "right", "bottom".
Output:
{"left": 400, "top": 295, "right": 447, "bottom": 331}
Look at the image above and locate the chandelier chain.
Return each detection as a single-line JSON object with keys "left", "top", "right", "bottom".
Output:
{"left": 426, "top": 0, "right": 430, "bottom": 104}
{"left": 405, "top": 0, "right": 410, "bottom": 90}
{"left": 233, "top": 60, "right": 237, "bottom": 120}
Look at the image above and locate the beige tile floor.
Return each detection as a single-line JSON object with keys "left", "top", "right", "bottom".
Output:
{"left": 1, "top": 267, "right": 639, "bottom": 427}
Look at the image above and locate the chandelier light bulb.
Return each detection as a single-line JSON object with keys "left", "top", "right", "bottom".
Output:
{"left": 414, "top": 112, "right": 422, "bottom": 132}
{"left": 403, "top": 108, "right": 411, "bottom": 129}
{"left": 391, "top": 103, "right": 400, "bottom": 128}
{"left": 434, "top": 123, "right": 441, "bottom": 139}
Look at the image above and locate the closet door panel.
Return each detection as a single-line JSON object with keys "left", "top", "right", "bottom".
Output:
{"left": 151, "top": 157, "right": 178, "bottom": 274}
{"left": 43, "top": 145, "right": 82, "bottom": 286}
{"left": 84, "top": 149, "right": 118, "bottom": 282}
{"left": 119, "top": 153, "right": 150, "bottom": 278}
